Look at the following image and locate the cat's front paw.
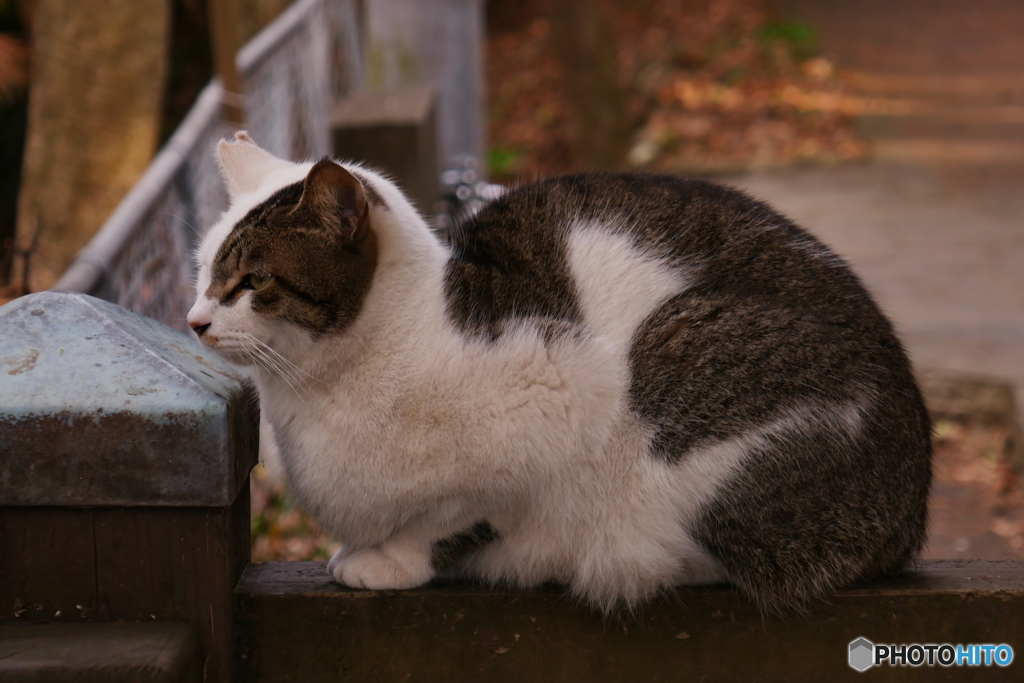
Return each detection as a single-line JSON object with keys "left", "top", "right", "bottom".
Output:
{"left": 329, "top": 546, "right": 433, "bottom": 590}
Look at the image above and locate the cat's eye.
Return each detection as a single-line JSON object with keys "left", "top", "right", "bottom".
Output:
{"left": 245, "top": 273, "right": 272, "bottom": 290}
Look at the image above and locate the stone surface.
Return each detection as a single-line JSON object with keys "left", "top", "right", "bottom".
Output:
{"left": 0, "top": 291, "right": 258, "bottom": 506}
{"left": 769, "top": 0, "right": 1024, "bottom": 165}
{"left": 0, "top": 622, "right": 200, "bottom": 683}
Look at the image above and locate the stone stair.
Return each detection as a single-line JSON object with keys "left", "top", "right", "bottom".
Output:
{"left": 771, "top": 0, "right": 1024, "bottom": 166}
{"left": 846, "top": 71, "right": 1024, "bottom": 165}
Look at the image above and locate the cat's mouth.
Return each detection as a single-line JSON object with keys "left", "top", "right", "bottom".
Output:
{"left": 195, "top": 334, "right": 257, "bottom": 367}
{"left": 213, "top": 348, "right": 258, "bottom": 368}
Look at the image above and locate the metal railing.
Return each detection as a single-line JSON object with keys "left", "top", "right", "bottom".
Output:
{"left": 55, "top": 0, "right": 362, "bottom": 332}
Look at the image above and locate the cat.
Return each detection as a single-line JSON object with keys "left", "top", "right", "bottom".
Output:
{"left": 188, "top": 131, "right": 932, "bottom": 612}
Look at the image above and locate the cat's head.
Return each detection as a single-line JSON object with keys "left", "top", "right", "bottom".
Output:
{"left": 187, "top": 132, "right": 378, "bottom": 366}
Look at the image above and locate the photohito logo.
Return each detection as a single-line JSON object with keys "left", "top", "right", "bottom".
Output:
{"left": 849, "top": 638, "right": 874, "bottom": 672}
{"left": 848, "top": 638, "right": 1014, "bottom": 671}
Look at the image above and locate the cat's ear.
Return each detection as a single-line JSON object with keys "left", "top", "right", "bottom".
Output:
{"left": 216, "top": 131, "right": 293, "bottom": 202}
{"left": 295, "top": 160, "right": 370, "bottom": 243}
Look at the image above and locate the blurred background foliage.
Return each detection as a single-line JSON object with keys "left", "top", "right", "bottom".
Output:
{"left": 485, "top": 0, "right": 867, "bottom": 181}
{"left": 251, "top": 464, "right": 341, "bottom": 562}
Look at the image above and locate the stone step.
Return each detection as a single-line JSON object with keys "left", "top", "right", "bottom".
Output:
{"left": 845, "top": 71, "right": 1024, "bottom": 107}
{"left": 871, "top": 139, "right": 1024, "bottom": 165}
{"left": 837, "top": 72, "right": 1024, "bottom": 163}
{"left": 856, "top": 110, "right": 1024, "bottom": 142}
{"left": 0, "top": 623, "right": 200, "bottom": 683}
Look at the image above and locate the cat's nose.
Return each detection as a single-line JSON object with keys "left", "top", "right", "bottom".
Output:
{"left": 187, "top": 309, "right": 212, "bottom": 337}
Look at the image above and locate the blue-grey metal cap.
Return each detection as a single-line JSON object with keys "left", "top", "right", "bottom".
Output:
{"left": 0, "top": 292, "right": 258, "bottom": 507}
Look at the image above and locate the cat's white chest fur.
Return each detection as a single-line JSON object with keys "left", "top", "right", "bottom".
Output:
{"left": 260, "top": 276, "right": 629, "bottom": 546}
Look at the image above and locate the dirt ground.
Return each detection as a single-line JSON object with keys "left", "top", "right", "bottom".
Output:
{"left": 927, "top": 419, "right": 1024, "bottom": 560}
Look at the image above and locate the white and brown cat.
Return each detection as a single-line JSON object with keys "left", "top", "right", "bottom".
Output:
{"left": 188, "top": 131, "right": 931, "bottom": 611}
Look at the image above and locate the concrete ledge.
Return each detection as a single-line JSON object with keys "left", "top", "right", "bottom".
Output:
{"left": 0, "top": 292, "right": 258, "bottom": 507}
{"left": 0, "top": 622, "right": 199, "bottom": 683}
{"left": 236, "top": 560, "right": 1023, "bottom": 681}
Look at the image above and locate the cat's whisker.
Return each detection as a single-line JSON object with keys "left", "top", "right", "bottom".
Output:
{"left": 241, "top": 334, "right": 318, "bottom": 397}
{"left": 238, "top": 340, "right": 282, "bottom": 378}
{"left": 239, "top": 347, "right": 266, "bottom": 376}
{"left": 244, "top": 343, "right": 310, "bottom": 408}
{"left": 239, "top": 333, "right": 291, "bottom": 375}
{"left": 249, "top": 343, "right": 296, "bottom": 384}
{"left": 252, "top": 342, "right": 312, "bottom": 401}
{"left": 160, "top": 211, "right": 202, "bottom": 237}
{"left": 244, "top": 333, "right": 322, "bottom": 384}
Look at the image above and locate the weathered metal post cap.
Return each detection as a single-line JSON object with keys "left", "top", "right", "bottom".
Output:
{"left": 0, "top": 292, "right": 257, "bottom": 507}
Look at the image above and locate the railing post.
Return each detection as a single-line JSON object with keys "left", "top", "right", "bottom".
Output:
{"left": 0, "top": 292, "right": 258, "bottom": 683}
{"left": 364, "top": 0, "right": 484, "bottom": 169}
{"left": 332, "top": 84, "right": 438, "bottom": 215}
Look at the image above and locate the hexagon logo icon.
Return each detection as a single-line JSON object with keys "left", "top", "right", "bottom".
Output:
{"left": 849, "top": 637, "right": 874, "bottom": 672}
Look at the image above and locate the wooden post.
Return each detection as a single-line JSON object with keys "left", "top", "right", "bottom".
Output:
{"left": 0, "top": 623, "right": 201, "bottom": 682}
{"left": 546, "top": 0, "right": 628, "bottom": 169}
{"left": 332, "top": 84, "right": 438, "bottom": 215}
{"left": 364, "top": 0, "right": 484, "bottom": 169}
{"left": 0, "top": 292, "right": 258, "bottom": 683}
{"left": 236, "top": 560, "right": 1024, "bottom": 681}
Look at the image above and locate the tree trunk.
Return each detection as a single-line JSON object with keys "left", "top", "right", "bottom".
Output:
{"left": 9, "top": 0, "right": 169, "bottom": 292}
{"left": 546, "top": 0, "right": 628, "bottom": 170}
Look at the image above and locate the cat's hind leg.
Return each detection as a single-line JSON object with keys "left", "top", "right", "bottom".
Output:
{"left": 329, "top": 538, "right": 435, "bottom": 590}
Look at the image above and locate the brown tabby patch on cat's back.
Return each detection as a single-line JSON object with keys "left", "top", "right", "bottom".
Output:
{"left": 205, "top": 160, "right": 378, "bottom": 336}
